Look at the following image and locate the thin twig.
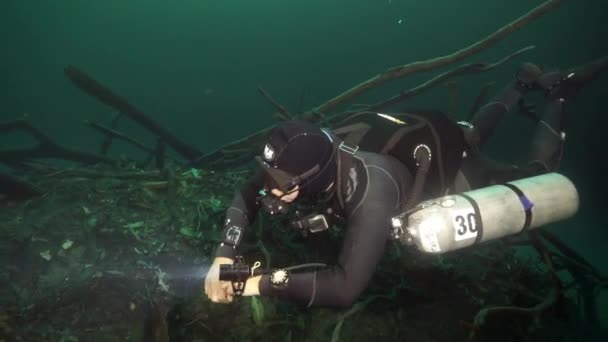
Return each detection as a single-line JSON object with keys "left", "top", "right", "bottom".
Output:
{"left": 64, "top": 65, "right": 203, "bottom": 161}
{"left": 469, "top": 289, "right": 559, "bottom": 339}
{"left": 331, "top": 289, "right": 399, "bottom": 342}
{"left": 257, "top": 85, "right": 292, "bottom": 121}
{"left": 100, "top": 112, "right": 123, "bottom": 155}
{"left": 85, "top": 120, "right": 155, "bottom": 153}
{"left": 0, "top": 119, "right": 116, "bottom": 165}
{"left": 468, "top": 232, "right": 563, "bottom": 341}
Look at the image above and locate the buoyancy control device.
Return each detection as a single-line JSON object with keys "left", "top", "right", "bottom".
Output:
{"left": 331, "top": 111, "right": 468, "bottom": 199}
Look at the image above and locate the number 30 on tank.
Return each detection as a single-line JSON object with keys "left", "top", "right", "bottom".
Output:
{"left": 453, "top": 211, "right": 478, "bottom": 241}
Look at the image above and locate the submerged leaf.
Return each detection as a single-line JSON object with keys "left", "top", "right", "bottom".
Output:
{"left": 40, "top": 250, "right": 52, "bottom": 261}
{"left": 179, "top": 226, "right": 195, "bottom": 237}
{"left": 62, "top": 239, "right": 74, "bottom": 250}
{"left": 123, "top": 221, "right": 144, "bottom": 229}
{"left": 250, "top": 296, "right": 265, "bottom": 326}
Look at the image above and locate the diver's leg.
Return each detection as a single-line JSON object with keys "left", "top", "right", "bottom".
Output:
{"left": 527, "top": 55, "right": 608, "bottom": 172}
{"left": 526, "top": 99, "right": 567, "bottom": 173}
{"left": 459, "top": 99, "right": 566, "bottom": 189}
{"left": 457, "top": 57, "right": 608, "bottom": 191}
{"left": 465, "top": 63, "right": 543, "bottom": 149}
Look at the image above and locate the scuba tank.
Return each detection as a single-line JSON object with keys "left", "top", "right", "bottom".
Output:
{"left": 391, "top": 172, "right": 579, "bottom": 254}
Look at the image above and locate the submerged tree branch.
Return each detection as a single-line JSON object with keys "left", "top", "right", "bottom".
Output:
{"left": 64, "top": 65, "right": 203, "bottom": 162}
{"left": 323, "top": 45, "right": 535, "bottom": 121}
{"left": 468, "top": 232, "right": 563, "bottom": 341}
{"left": 100, "top": 112, "right": 123, "bottom": 155}
{"left": 195, "top": 46, "right": 537, "bottom": 169}
{"left": 0, "top": 119, "right": 115, "bottom": 166}
{"left": 309, "top": 0, "right": 565, "bottom": 114}
{"left": 257, "top": 85, "right": 292, "bottom": 121}
{"left": 469, "top": 289, "right": 559, "bottom": 341}
{"left": 85, "top": 120, "right": 154, "bottom": 154}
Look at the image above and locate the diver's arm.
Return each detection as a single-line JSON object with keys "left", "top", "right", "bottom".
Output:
{"left": 252, "top": 166, "right": 399, "bottom": 308}
{"left": 214, "top": 171, "right": 265, "bottom": 259}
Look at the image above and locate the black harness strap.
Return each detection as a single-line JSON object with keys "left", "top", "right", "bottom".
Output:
{"left": 336, "top": 140, "right": 356, "bottom": 211}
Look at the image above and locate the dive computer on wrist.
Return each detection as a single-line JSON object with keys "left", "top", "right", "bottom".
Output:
{"left": 270, "top": 268, "right": 290, "bottom": 290}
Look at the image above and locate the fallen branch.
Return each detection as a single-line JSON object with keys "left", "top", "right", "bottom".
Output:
{"left": 468, "top": 232, "right": 563, "bottom": 340}
{"left": 331, "top": 290, "right": 399, "bottom": 342}
{"left": 85, "top": 120, "right": 154, "bottom": 154}
{"left": 100, "top": 112, "right": 123, "bottom": 155}
{"left": 188, "top": 127, "right": 274, "bottom": 168}
{"left": 324, "top": 45, "right": 535, "bottom": 121}
{"left": 192, "top": 47, "right": 537, "bottom": 169}
{"left": 257, "top": 85, "right": 292, "bottom": 121}
{"left": 538, "top": 229, "right": 602, "bottom": 326}
{"left": 469, "top": 289, "right": 559, "bottom": 340}
{"left": 153, "top": 138, "right": 166, "bottom": 170}
{"left": 309, "top": 0, "right": 565, "bottom": 114}
{"left": 538, "top": 229, "right": 601, "bottom": 277}
{"left": 0, "top": 119, "right": 115, "bottom": 166}
{"left": 187, "top": 0, "right": 565, "bottom": 170}
{"left": 64, "top": 65, "right": 203, "bottom": 162}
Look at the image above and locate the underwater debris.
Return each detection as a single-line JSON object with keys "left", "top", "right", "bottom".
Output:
{"left": 39, "top": 250, "right": 52, "bottom": 261}
{"left": 0, "top": 159, "right": 602, "bottom": 341}
{"left": 61, "top": 240, "right": 74, "bottom": 250}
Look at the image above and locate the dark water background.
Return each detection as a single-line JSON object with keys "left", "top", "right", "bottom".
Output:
{"left": 1, "top": 0, "right": 607, "bottom": 331}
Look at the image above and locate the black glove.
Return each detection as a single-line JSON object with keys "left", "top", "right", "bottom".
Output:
{"left": 538, "top": 71, "right": 581, "bottom": 101}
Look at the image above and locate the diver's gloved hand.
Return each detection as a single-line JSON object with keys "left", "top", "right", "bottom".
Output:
{"left": 204, "top": 256, "right": 235, "bottom": 304}
{"left": 536, "top": 71, "right": 581, "bottom": 101}
{"left": 537, "top": 56, "right": 608, "bottom": 102}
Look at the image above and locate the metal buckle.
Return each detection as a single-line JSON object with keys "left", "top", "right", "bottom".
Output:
{"left": 339, "top": 141, "right": 359, "bottom": 155}
{"left": 390, "top": 225, "right": 403, "bottom": 240}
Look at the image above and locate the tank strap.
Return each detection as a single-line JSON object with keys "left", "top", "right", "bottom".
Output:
{"left": 502, "top": 183, "right": 534, "bottom": 232}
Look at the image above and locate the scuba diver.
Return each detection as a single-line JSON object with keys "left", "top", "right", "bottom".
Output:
{"left": 204, "top": 56, "right": 607, "bottom": 308}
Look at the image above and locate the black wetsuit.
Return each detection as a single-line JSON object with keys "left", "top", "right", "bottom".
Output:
{"left": 214, "top": 58, "right": 607, "bottom": 308}
{"left": 215, "top": 148, "right": 412, "bottom": 308}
